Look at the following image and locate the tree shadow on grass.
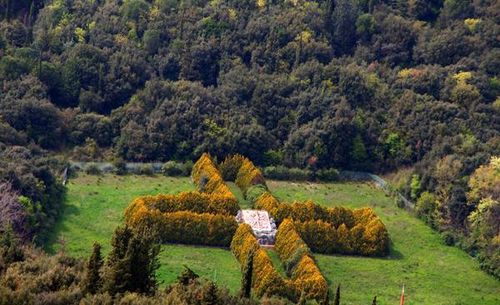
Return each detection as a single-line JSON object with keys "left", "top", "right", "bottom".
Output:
{"left": 42, "top": 197, "right": 81, "bottom": 254}
{"left": 387, "top": 242, "right": 404, "bottom": 260}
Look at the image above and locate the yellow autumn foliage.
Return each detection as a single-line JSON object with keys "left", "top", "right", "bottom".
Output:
{"left": 126, "top": 207, "right": 237, "bottom": 247}
{"left": 192, "top": 153, "right": 236, "bottom": 201}
{"left": 230, "top": 224, "right": 296, "bottom": 299}
{"left": 235, "top": 158, "right": 266, "bottom": 194}
{"left": 275, "top": 219, "right": 328, "bottom": 302}
{"left": 124, "top": 191, "right": 239, "bottom": 221}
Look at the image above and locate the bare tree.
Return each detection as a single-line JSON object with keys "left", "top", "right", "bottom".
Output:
{"left": 0, "top": 182, "right": 29, "bottom": 240}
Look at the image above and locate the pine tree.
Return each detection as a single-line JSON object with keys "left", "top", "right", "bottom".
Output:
{"left": 102, "top": 226, "right": 133, "bottom": 295}
{"left": 241, "top": 250, "right": 254, "bottom": 298}
{"left": 82, "top": 242, "right": 103, "bottom": 294}
{"left": 125, "top": 234, "right": 160, "bottom": 294}
{"left": 201, "top": 281, "right": 218, "bottom": 305}
{"left": 372, "top": 296, "right": 377, "bottom": 305}
{"left": 333, "top": 284, "right": 340, "bottom": 305}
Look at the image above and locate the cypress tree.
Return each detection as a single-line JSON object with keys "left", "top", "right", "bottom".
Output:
{"left": 102, "top": 226, "right": 133, "bottom": 295}
{"left": 103, "top": 226, "right": 159, "bottom": 295}
{"left": 241, "top": 250, "right": 254, "bottom": 298}
{"left": 82, "top": 242, "right": 103, "bottom": 294}
{"left": 125, "top": 234, "right": 160, "bottom": 294}
{"left": 333, "top": 284, "right": 340, "bottom": 305}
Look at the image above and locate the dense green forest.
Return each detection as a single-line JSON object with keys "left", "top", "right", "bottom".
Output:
{"left": 0, "top": 0, "right": 499, "bottom": 302}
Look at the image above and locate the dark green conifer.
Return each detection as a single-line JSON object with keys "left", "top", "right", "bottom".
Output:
{"left": 82, "top": 242, "right": 103, "bottom": 294}
{"left": 102, "top": 226, "right": 159, "bottom": 295}
{"left": 241, "top": 250, "right": 254, "bottom": 298}
{"left": 333, "top": 284, "right": 340, "bottom": 305}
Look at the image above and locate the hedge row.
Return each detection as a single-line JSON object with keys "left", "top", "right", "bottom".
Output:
{"left": 275, "top": 219, "right": 328, "bottom": 302}
{"left": 126, "top": 207, "right": 238, "bottom": 247}
{"left": 234, "top": 157, "right": 267, "bottom": 195}
{"left": 219, "top": 154, "right": 245, "bottom": 181}
{"left": 263, "top": 166, "right": 340, "bottom": 182}
{"left": 192, "top": 153, "right": 236, "bottom": 201}
{"left": 262, "top": 199, "right": 357, "bottom": 227}
{"left": 230, "top": 224, "right": 297, "bottom": 300}
{"left": 255, "top": 192, "right": 390, "bottom": 256}
{"left": 295, "top": 214, "right": 390, "bottom": 256}
{"left": 124, "top": 191, "right": 240, "bottom": 218}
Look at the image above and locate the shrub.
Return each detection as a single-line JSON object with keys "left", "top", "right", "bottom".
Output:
{"left": 254, "top": 191, "right": 281, "bottom": 217}
{"left": 113, "top": 158, "right": 127, "bottom": 175}
{"left": 246, "top": 185, "right": 268, "bottom": 205}
{"left": 127, "top": 208, "right": 238, "bottom": 247}
{"left": 125, "top": 192, "right": 240, "bottom": 218}
{"left": 137, "top": 164, "right": 155, "bottom": 176}
{"left": 230, "top": 224, "right": 297, "bottom": 301}
{"left": 162, "top": 161, "right": 186, "bottom": 176}
{"left": 255, "top": 193, "right": 389, "bottom": 256}
{"left": 316, "top": 168, "right": 340, "bottom": 181}
{"left": 263, "top": 166, "right": 339, "bottom": 182}
{"left": 263, "top": 166, "right": 290, "bottom": 180}
{"left": 287, "top": 168, "right": 312, "bottom": 181}
{"left": 85, "top": 163, "right": 102, "bottom": 175}
{"left": 235, "top": 158, "right": 266, "bottom": 195}
{"left": 275, "top": 219, "right": 328, "bottom": 302}
{"left": 263, "top": 166, "right": 312, "bottom": 181}
{"left": 219, "top": 154, "right": 245, "bottom": 181}
{"left": 192, "top": 153, "right": 236, "bottom": 201}
{"left": 415, "top": 191, "right": 437, "bottom": 225}
{"left": 294, "top": 215, "right": 390, "bottom": 256}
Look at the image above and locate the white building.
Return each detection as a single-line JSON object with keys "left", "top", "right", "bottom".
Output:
{"left": 236, "top": 209, "right": 277, "bottom": 246}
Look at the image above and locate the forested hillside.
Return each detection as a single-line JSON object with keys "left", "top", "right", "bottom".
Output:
{"left": 0, "top": 0, "right": 499, "bottom": 278}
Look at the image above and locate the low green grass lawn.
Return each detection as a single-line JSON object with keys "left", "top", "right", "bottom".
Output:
{"left": 268, "top": 180, "right": 500, "bottom": 305}
{"left": 45, "top": 174, "right": 241, "bottom": 291}
{"left": 227, "top": 181, "right": 252, "bottom": 209}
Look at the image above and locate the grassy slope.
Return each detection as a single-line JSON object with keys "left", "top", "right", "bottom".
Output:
{"left": 45, "top": 175, "right": 499, "bottom": 304}
{"left": 45, "top": 174, "right": 241, "bottom": 292}
{"left": 268, "top": 180, "right": 500, "bottom": 305}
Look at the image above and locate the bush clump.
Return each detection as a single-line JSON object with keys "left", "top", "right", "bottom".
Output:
{"left": 85, "top": 163, "right": 102, "bottom": 175}
{"left": 162, "top": 161, "right": 192, "bottom": 177}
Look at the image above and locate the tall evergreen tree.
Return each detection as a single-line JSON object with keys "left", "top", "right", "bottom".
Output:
{"left": 241, "top": 250, "right": 254, "bottom": 298}
{"left": 102, "top": 226, "right": 160, "bottom": 295}
{"left": 333, "top": 284, "right": 340, "bottom": 305}
{"left": 331, "top": 0, "right": 359, "bottom": 55}
{"left": 82, "top": 242, "right": 103, "bottom": 294}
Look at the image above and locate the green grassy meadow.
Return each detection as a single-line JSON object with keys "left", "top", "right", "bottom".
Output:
{"left": 268, "top": 180, "right": 500, "bottom": 305}
{"left": 45, "top": 175, "right": 500, "bottom": 304}
{"left": 44, "top": 174, "right": 241, "bottom": 291}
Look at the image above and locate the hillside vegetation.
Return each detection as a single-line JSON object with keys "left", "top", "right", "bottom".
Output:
{"left": 0, "top": 0, "right": 499, "bottom": 277}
